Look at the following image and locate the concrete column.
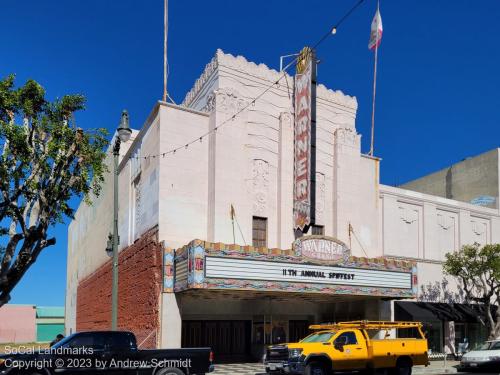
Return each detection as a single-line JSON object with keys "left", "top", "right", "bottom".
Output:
{"left": 444, "top": 321, "right": 456, "bottom": 355}
{"left": 491, "top": 216, "right": 500, "bottom": 244}
{"left": 381, "top": 194, "right": 398, "bottom": 256}
{"left": 378, "top": 300, "right": 393, "bottom": 320}
{"left": 423, "top": 202, "right": 437, "bottom": 260}
{"left": 277, "top": 112, "right": 294, "bottom": 248}
{"left": 207, "top": 111, "right": 217, "bottom": 242}
{"left": 161, "top": 293, "right": 182, "bottom": 348}
{"left": 458, "top": 210, "right": 471, "bottom": 248}
{"left": 211, "top": 90, "right": 251, "bottom": 245}
{"left": 378, "top": 300, "right": 395, "bottom": 338}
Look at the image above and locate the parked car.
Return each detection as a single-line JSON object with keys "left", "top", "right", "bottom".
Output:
{"left": 0, "top": 330, "right": 214, "bottom": 375}
{"left": 265, "top": 321, "right": 428, "bottom": 375}
{"left": 458, "top": 339, "right": 500, "bottom": 372}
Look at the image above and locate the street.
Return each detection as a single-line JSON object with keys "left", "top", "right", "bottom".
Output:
{"left": 211, "top": 362, "right": 500, "bottom": 375}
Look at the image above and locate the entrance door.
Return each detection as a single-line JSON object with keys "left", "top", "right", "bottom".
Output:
{"left": 182, "top": 320, "right": 251, "bottom": 363}
{"left": 183, "top": 321, "right": 202, "bottom": 347}
{"left": 289, "top": 320, "right": 309, "bottom": 342}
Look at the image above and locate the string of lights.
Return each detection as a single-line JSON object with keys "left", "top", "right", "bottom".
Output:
{"left": 128, "top": 0, "right": 366, "bottom": 161}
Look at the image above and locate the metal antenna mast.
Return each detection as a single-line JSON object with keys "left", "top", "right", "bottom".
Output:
{"left": 163, "top": 0, "right": 168, "bottom": 102}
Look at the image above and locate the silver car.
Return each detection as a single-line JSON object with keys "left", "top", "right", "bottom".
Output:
{"left": 459, "top": 340, "right": 500, "bottom": 372}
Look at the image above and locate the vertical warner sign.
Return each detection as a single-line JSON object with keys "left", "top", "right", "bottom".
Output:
{"left": 294, "top": 47, "right": 317, "bottom": 231}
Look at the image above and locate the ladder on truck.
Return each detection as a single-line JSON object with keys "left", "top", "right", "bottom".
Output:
{"left": 309, "top": 320, "right": 423, "bottom": 330}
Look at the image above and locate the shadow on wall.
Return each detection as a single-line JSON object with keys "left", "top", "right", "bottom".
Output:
{"left": 418, "top": 278, "right": 465, "bottom": 304}
{"left": 446, "top": 167, "right": 453, "bottom": 200}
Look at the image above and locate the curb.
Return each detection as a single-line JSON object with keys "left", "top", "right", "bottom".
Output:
{"left": 413, "top": 368, "right": 457, "bottom": 374}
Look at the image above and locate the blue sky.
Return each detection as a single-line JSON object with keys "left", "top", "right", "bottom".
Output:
{"left": 1, "top": 0, "right": 499, "bottom": 307}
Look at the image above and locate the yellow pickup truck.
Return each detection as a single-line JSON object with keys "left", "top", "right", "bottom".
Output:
{"left": 265, "top": 321, "right": 429, "bottom": 375}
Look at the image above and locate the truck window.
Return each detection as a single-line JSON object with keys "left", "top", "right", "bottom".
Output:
{"left": 106, "top": 332, "right": 135, "bottom": 350}
{"left": 66, "top": 333, "right": 105, "bottom": 350}
{"left": 301, "top": 332, "right": 336, "bottom": 343}
{"left": 396, "top": 327, "right": 421, "bottom": 339}
{"left": 336, "top": 331, "right": 357, "bottom": 345}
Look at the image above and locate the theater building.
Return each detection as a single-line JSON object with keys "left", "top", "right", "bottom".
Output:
{"left": 66, "top": 50, "right": 500, "bottom": 359}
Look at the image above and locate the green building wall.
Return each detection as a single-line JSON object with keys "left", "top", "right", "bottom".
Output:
{"left": 35, "top": 306, "right": 65, "bottom": 342}
{"left": 36, "top": 323, "right": 65, "bottom": 342}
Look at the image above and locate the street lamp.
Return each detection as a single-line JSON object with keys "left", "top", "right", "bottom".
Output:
{"left": 110, "top": 110, "right": 132, "bottom": 331}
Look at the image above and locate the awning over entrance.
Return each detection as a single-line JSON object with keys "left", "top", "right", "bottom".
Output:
{"left": 164, "top": 236, "right": 418, "bottom": 299}
{"left": 395, "top": 301, "right": 495, "bottom": 323}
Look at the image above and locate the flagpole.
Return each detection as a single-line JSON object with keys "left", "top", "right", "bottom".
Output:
{"left": 163, "top": 0, "right": 168, "bottom": 102}
{"left": 232, "top": 217, "right": 235, "bottom": 244}
{"left": 369, "top": 1, "right": 380, "bottom": 157}
{"left": 231, "top": 205, "right": 236, "bottom": 244}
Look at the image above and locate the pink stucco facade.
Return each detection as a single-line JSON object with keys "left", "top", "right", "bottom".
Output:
{"left": 0, "top": 305, "right": 36, "bottom": 343}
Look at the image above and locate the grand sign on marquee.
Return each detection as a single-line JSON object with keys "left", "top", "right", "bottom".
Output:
{"left": 294, "top": 47, "right": 317, "bottom": 231}
{"left": 293, "top": 235, "right": 350, "bottom": 264}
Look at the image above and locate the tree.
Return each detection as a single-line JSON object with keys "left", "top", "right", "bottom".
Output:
{"left": 443, "top": 243, "right": 500, "bottom": 339}
{"left": 0, "top": 75, "right": 108, "bottom": 307}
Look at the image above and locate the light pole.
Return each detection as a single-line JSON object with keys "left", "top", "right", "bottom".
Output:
{"left": 110, "top": 110, "right": 132, "bottom": 331}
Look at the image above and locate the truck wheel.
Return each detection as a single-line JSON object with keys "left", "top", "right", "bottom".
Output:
{"left": 394, "top": 357, "right": 412, "bottom": 375}
{"left": 156, "top": 368, "right": 185, "bottom": 375}
{"left": 305, "top": 361, "right": 328, "bottom": 375}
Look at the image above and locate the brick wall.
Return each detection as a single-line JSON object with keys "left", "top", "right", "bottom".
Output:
{"left": 76, "top": 227, "right": 162, "bottom": 348}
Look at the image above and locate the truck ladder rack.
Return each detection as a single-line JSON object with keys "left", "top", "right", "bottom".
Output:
{"left": 309, "top": 320, "right": 423, "bottom": 330}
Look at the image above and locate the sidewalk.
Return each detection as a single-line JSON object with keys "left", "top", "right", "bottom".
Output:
{"left": 213, "top": 361, "right": 462, "bottom": 375}
{"left": 414, "top": 360, "right": 460, "bottom": 374}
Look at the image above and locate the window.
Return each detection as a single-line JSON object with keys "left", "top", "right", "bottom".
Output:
{"left": 335, "top": 331, "right": 358, "bottom": 345}
{"left": 311, "top": 225, "right": 324, "bottom": 235}
{"left": 300, "top": 332, "right": 336, "bottom": 343}
{"left": 106, "top": 332, "right": 136, "bottom": 350}
{"left": 130, "top": 175, "right": 141, "bottom": 241}
{"left": 63, "top": 333, "right": 105, "bottom": 350}
{"left": 252, "top": 217, "right": 267, "bottom": 248}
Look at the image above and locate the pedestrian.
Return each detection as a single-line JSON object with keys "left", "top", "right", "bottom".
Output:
{"left": 50, "top": 333, "right": 65, "bottom": 347}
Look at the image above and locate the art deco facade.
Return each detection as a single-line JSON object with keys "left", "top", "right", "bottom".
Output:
{"left": 66, "top": 50, "right": 500, "bottom": 359}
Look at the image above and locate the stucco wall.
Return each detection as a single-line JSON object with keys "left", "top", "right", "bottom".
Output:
{"left": 157, "top": 105, "right": 210, "bottom": 249}
{"left": 381, "top": 184, "right": 500, "bottom": 261}
{"left": 0, "top": 305, "right": 36, "bottom": 343}
{"left": 380, "top": 184, "right": 500, "bottom": 300}
{"left": 76, "top": 227, "right": 162, "bottom": 348}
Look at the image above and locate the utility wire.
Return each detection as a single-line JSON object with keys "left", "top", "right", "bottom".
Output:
{"left": 312, "top": 0, "right": 365, "bottom": 50}
{"left": 130, "top": 0, "right": 366, "bottom": 161}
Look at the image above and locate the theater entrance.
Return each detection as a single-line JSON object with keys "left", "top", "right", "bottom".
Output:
{"left": 182, "top": 320, "right": 252, "bottom": 363}
{"left": 177, "top": 290, "right": 387, "bottom": 362}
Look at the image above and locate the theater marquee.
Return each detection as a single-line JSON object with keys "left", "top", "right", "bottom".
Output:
{"left": 205, "top": 257, "right": 412, "bottom": 289}
{"left": 171, "top": 238, "right": 418, "bottom": 298}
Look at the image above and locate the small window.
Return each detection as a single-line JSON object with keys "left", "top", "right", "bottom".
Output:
{"left": 311, "top": 225, "right": 324, "bottom": 235}
{"left": 252, "top": 217, "right": 267, "bottom": 248}
{"left": 336, "top": 331, "right": 357, "bottom": 345}
{"left": 66, "top": 333, "right": 105, "bottom": 350}
{"left": 106, "top": 332, "right": 135, "bottom": 350}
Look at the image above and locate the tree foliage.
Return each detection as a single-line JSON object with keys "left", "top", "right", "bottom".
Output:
{"left": 0, "top": 75, "right": 108, "bottom": 307}
{"left": 444, "top": 243, "right": 500, "bottom": 339}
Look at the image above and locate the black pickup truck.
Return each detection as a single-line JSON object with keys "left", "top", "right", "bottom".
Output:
{"left": 0, "top": 331, "right": 214, "bottom": 375}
